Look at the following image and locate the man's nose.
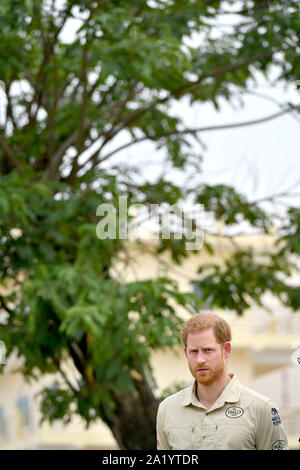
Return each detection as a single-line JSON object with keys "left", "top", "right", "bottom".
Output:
{"left": 196, "top": 352, "right": 207, "bottom": 363}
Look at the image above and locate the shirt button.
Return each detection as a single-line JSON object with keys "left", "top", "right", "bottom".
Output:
{"left": 202, "top": 436, "right": 206, "bottom": 439}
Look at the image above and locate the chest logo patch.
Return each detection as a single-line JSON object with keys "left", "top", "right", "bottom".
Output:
{"left": 225, "top": 406, "right": 244, "bottom": 418}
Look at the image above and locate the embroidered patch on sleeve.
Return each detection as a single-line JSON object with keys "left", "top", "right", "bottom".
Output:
{"left": 272, "top": 440, "right": 287, "bottom": 450}
{"left": 271, "top": 408, "right": 281, "bottom": 425}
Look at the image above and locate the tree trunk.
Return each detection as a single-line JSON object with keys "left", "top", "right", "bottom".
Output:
{"left": 106, "top": 374, "right": 159, "bottom": 450}
{"left": 69, "top": 340, "right": 159, "bottom": 449}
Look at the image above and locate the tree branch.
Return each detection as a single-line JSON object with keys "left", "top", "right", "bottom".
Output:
{"left": 245, "top": 90, "right": 300, "bottom": 124}
{"left": 217, "top": 1, "right": 269, "bottom": 16}
{"left": 219, "top": 0, "right": 299, "bottom": 16}
{"left": 73, "top": 78, "right": 142, "bottom": 175}
{"left": 79, "top": 47, "right": 284, "bottom": 170}
{"left": 0, "top": 295, "right": 13, "bottom": 315}
{"left": 44, "top": 120, "right": 91, "bottom": 181}
{"left": 25, "top": 4, "right": 71, "bottom": 130}
{"left": 91, "top": 77, "right": 142, "bottom": 160}
{"left": 0, "top": 135, "right": 24, "bottom": 173}
{"left": 52, "top": 357, "right": 79, "bottom": 394}
{"left": 67, "top": 47, "right": 89, "bottom": 183}
{"left": 162, "top": 107, "right": 295, "bottom": 135}
{"left": 62, "top": 78, "right": 119, "bottom": 183}
{"left": 88, "top": 75, "right": 118, "bottom": 104}
{"left": 5, "top": 82, "right": 17, "bottom": 131}
{"left": 47, "top": 78, "right": 126, "bottom": 182}
{"left": 172, "top": 49, "right": 284, "bottom": 100}
{"left": 43, "top": 52, "right": 60, "bottom": 169}
{"left": 82, "top": 107, "right": 293, "bottom": 168}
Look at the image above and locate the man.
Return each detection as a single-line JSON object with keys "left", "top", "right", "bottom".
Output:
{"left": 156, "top": 313, "right": 288, "bottom": 450}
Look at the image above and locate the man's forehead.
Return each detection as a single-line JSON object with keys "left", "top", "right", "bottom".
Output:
{"left": 186, "top": 328, "right": 218, "bottom": 346}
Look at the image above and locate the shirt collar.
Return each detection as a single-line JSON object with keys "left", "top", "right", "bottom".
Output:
{"left": 182, "top": 373, "right": 241, "bottom": 409}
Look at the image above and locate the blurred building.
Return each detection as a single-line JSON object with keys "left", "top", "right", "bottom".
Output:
{"left": 0, "top": 232, "right": 300, "bottom": 449}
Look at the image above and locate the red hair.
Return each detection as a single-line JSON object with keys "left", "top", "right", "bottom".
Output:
{"left": 181, "top": 313, "right": 232, "bottom": 346}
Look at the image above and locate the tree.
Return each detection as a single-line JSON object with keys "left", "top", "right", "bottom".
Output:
{"left": 0, "top": 0, "right": 300, "bottom": 449}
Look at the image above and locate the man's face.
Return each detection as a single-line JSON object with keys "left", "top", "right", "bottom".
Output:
{"left": 184, "top": 328, "right": 230, "bottom": 386}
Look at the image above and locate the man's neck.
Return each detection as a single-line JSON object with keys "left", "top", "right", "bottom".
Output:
{"left": 196, "top": 373, "right": 232, "bottom": 409}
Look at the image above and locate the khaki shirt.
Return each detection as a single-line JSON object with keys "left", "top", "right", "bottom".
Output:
{"left": 156, "top": 374, "right": 288, "bottom": 450}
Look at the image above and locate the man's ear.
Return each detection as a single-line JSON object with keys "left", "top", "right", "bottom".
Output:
{"left": 184, "top": 346, "right": 187, "bottom": 358}
{"left": 223, "top": 341, "right": 231, "bottom": 359}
